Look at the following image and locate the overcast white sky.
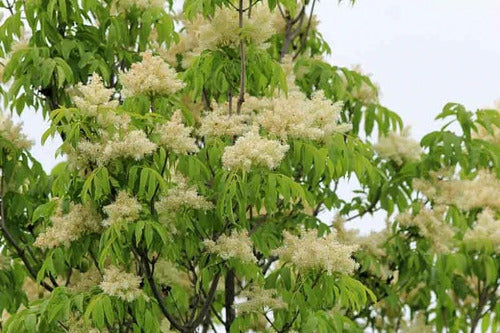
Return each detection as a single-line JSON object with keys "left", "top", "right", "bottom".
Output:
{"left": 318, "top": 0, "right": 500, "bottom": 139}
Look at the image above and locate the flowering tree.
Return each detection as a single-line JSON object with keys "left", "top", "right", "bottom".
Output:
{"left": 0, "top": 0, "right": 499, "bottom": 332}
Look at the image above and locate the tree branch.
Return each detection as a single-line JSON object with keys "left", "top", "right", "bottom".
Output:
{"left": 133, "top": 246, "right": 185, "bottom": 332}
{"left": 293, "top": 0, "right": 317, "bottom": 60}
{"left": 224, "top": 269, "right": 236, "bottom": 332}
{"left": 0, "top": 172, "right": 54, "bottom": 292}
{"left": 236, "top": 0, "right": 246, "bottom": 114}
{"left": 188, "top": 270, "right": 221, "bottom": 330}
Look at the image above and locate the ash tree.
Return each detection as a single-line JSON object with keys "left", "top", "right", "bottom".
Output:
{"left": 0, "top": 0, "right": 499, "bottom": 332}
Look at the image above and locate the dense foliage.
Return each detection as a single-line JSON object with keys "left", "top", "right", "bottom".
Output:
{"left": 0, "top": 0, "right": 499, "bottom": 332}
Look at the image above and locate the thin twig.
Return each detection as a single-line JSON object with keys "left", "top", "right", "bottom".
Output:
{"left": 293, "top": 0, "right": 317, "bottom": 60}
{"left": 224, "top": 269, "right": 236, "bottom": 332}
{"left": 236, "top": 0, "right": 246, "bottom": 114}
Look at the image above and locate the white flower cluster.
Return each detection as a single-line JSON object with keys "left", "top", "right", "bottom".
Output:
{"left": 349, "top": 65, "right": 379, "bottom": 104}
{"left": 102, "top": 130, "right": 157, "bottom": 162}
{"left": 463, "top": 209, "right": 500, "bottom": 253}
{"left": 222, "top": 128, "right": 289, "bottom": 171}
{"left": 397, "top": 205, "right": 455, "bottom": 253}
{"left": 71, "top": 73, "right": 118, "bottom": 117}
{"left": 102, "top": 191, "right": 142, "bottom": 227}
{"left": 65, "top": 313, "right": 105, "bottom": 333}
{"left": 100, "top": 266, "right": 143, "bottom": 302}
{"left": 198, "top": 109, "right": 251, "bottom": 137}
{"left": 68, "top": 266, "right": 102, "bottom": 293}
{"left": 73, "top": 130, "right": 156, "bottom": 168}
{"left": 154, "top": 15, "right": 205, "bottom": 68}
{"left": 257, "top": 91, "right": 348, "bottom": 141}
{"left": 272, "top": 229, "right": 359, "bottom": 275}
{"left": 374, "top": 127, "right": 421, "bottom": 165}
{"left": 473, "top": 101, "right": 500, "bottom": 147}
{"left": 334, "top": 216, "right": 388, "bottom": 258}
{"left": 198, "top": 4, "right": 278, "bottom": 51}
{"left": 236, "top": 287, "right": 287, "bottom": 314}
{"left": 153, "top": 259, "right": 191, "bottom": 289}
{"left": 416, "top": 170, "right": 500, "bottom": 211}
{"left": 155, "top": 175, "right": 213, "bottom": 212}
{"left": 156, "top": 111, "right": 198, "bottom": 154}
{"left": 204, "top": 230, "right": 256, "bottom": 263}
{"left": 0, "top": 114, "right": 33, "bottom": 150}
{"left": 34, "top": 202, "right": 102, "bottom": 249}
{"left": 401, "top": 312, "right": 433, "bottom": 333}
{"left": 112, "top": 0, "right": 164, "bottom": 13}
{"left": 120, "top": 51, "right": 185, "bottom": 97}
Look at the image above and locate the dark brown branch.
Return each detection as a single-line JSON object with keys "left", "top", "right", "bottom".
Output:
{"left": 264, "top": 313, "right": 280, "bottom": 332}
{"left": 293, "top": 0, "right": 317, "bottom": 60}
{"left": 224, "top": 269, "right": 236, "bottom": 332}
{"left": 470, "top": 283, "right": 491, "bottom": 333}
{"left": 279, "top": 310, "right": 299, "bottom": 333}
{"left": 236, "top": 0, "right": 246, "bottom": 115}
{"left": 188, "top": 270, "right": 221, "bottom": 330}
{"left": 228, "top": 87, "right": 233, "bottom": 115}
{"left": 279, "top": 6, "right": 306, "bottom": 60}
{"left": 133, "top": 246, "right": 185, "bottom": 332}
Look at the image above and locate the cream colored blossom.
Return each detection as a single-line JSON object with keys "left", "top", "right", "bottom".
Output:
{"left": 334, "top": 217, "right": 389, "bottom": 258}
{"left": 155, "top": 15, "right": 205, "bottom": 68}
{"left": 100, "top": 266, "right": 143, "bottom": 302}
{"left": 68, "top": 140, "right": 103, "bottom": 171}
{"left": 10, "top": 28, "right": 29, "bottom": 52}
{"left": 222, "top": 128, "right": 289, "bottom": 171}
{"left": 198, "top": 109, "right": 251, "bottom": 137}
{"left": 102, "top": 130, "right": 157, "bottom": 162}
{"left": 473, "top": 124, "right": 500, "bottom": 146}
{"left": 431, "top": 170, "right": 500, "bottom": 211}
{"left": 156, "top": 175, "right": 213, "bottom": 212}
{"left": 66, "top": 313, "right": 107, "bottom": 333}
{"left": 153, "top": 259, "right": 191, "bottom": 289}
{"left": 96, "top": 111, "right": 131, "bottom": 130}
{"left": 0, "top": 58, "right": 5, "bottom": 83}
{"left": 68, "top": 266, "right": 102, "bottom": 293}
{"left": 111, "top": 0, "right": 165, "bottom": 15}
{"left": 374, "top": 127, "right": 421, "bottom": 165}
{"left": 350, "top": 65, "right": 379, "bottom": 104}
{"left": 236, "top": 287, "right": 287, "bottom": 313}
{"left": 473, "top": 105, "right": 500, "bottom": 146}
{"left": 401, "top": 312, "right": 432, "bottom": 333}
{"left": 34, "top": 202, "right": 102, "bottom": 249}
{"left": 102, "top": 191, "right": 142, "bottom": 226}
{"left": 397, "top": 205, "right": 455, "bottom": 253}
{"left": 157, "top": 111, "right": 198, "bottom": 154}
{"left": 257, "top": 91, "right": 347, "bottom": 141}
{"left": 159, "top": 318, "right": 176, "bottom": 333}
{"left": 204, "top": 230, "right": 256, "bottom": 262}
{"left": 272, "top": 229, "right": 358, "bottom": 275}
{"left": 463, "top": 209, "right": 500, "bottom": 253}
{"left": 0, "top": 114, "right": 33, "bottom": 150}
{"left": 120, "top": 51, "right": 185, "bottom": 97}
{"left": 72, "top": 73, "right": 118, "bottom": 117}
{"left": 23, "top": 277, "right": 49, "bottom": 301}
{"left": 198, "top": 4, "right": 277, "bottom": 51}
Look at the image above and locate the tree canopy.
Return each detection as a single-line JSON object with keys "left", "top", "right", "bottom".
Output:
{"left": 0, "top": 0, "right": 499, "bottom": 332}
